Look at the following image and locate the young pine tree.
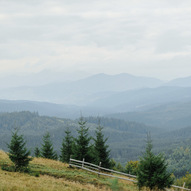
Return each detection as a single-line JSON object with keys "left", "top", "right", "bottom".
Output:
{"left": 137, "top": 134, "right": 174, "bottom": 191}
{"left": 34, "top": 147, "right": 41, "bottom": 158}
{"left": 41, "top": 132, "right": 57, "bottom": 160}
{"left": 93, "top": 122, "right": 111, "bottom": 168}
{"left": 60, "top": 127, "right": 73, "bottom": 163}
{"left": 72, "top": 117, "right": 92, "bottom": 161}
{"left": 7, "top": 129, "right": 32, "bottom": 171}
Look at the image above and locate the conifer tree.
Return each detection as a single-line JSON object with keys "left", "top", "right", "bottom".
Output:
{"left": 60, "top": 127, "right": 73, "bottom": 163}
{"left": 73, "top": 117, "right": 92, "bottom": 161}
{"left": 137, "top": 134, "right": 174, "bottom": 191}
{"left": 34, "top": 147, "right": 41, "bottom": 158}
{"left": 93, "top": 121, "right": 111, "bottom": 168}
{"left": 41, "top": 132, "right": 57, "bottom": 160}
{"left": 7, "top": 129, "right": 32, "bottom": 171}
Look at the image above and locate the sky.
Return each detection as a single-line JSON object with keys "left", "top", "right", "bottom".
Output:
{"left": 1, "top": 0, "right": 191, "bottom": 80}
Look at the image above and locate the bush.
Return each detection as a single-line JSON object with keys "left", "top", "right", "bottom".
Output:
{"left": 176, "top": 172, "right": 191, "bottom": 189}
{"left": 125, "top": 160, "right": 139, "bottom": 175}
{"left": 1, "top": 163, "right": 15, "bottom": 172}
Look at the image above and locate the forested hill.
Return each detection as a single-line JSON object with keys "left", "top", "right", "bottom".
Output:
{"left": 0, "top": 111, "right": 161, "bottom": 163}
{"left": 108, "top": 101, "right": 191, "bottom": 130}
{"left": 1, "top": 111, "right": 191, "bottom": 175}
{"left": 1, "top": 111, "right": 191, "bottom": 176}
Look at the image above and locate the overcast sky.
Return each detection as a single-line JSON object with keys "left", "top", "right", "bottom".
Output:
{"left": 1, "top": 0, "right": 191, "bottom": 80}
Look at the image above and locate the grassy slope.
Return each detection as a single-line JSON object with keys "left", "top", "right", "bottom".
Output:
{"left": 0, "top": 150, "right": 137, "bottom": 191}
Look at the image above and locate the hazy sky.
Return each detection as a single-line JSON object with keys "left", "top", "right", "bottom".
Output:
{"left": 1, "top": 0, "right": 191, "bottom": 80}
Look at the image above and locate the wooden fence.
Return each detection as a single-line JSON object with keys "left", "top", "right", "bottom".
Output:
{"left": 69, "top": 158, "right": 190, "bottom": 191}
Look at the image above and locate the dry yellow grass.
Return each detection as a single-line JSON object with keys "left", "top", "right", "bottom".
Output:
{"left": 0, "top": 150, "right": 139, "bottom": 191}
{"left": 0, "top": 150, "right": 9, "bottom": 161}
{"left": 0, "top": 169, "right": 110, "bottom": 191}
{"left": 31, "top": 157, "right": 68, "bottom": 169}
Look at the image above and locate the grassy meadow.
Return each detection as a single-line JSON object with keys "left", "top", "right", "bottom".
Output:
{"left": 0, "top": 150, "right": 138, "bottom": 191}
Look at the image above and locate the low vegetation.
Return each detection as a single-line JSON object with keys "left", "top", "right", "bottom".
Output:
{"left": 175, "top": 173, "right": 191, "bottom": 189}
{"left": 0, "top": 150, "right": 137, "bottom": 191}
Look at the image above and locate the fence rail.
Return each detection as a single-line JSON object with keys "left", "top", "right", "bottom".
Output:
{"left": 69, "top": 158, "right": 136, "bottom": 182}
{"left": 69, "top": 158, "right": 190, "bottom": 191}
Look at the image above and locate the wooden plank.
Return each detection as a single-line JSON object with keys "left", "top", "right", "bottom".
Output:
{"left": 171, "top": 185, "right": 190, "bottom": 191}
{"left": 99, "top": 166, "right": 137, "bottom": 178}
{"left": 70, "top": 158, "right": 136, "bottom": 178}
{"left": 70, "top": 158, "right": 99, "bottom": 168}
{"left": 70, "top": 163, "right": 137, "bottom": 183}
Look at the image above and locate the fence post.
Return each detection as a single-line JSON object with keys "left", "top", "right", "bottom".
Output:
{"left": 82, "top": 158, "right": 85, "bottom": 168}
{"left": 69, "top": 156, "right": 71, "bottom": 167}
{"left": 98, "top": 162, "right": 102, "bottom": 177}
{"left": 181, "top": 182, "right": 185, "bottom": 191}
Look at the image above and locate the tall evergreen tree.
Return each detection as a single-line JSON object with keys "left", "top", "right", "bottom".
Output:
{"left": 41, "top": 132, "right": 57, "bottom": 160}
{"left": 93, "top": 121, "right": 111, "bottom": 168}
{"left": 7, "top": 129, "right": 32, "bottom": 171}
{"left": 73, "top": 117, "right": 92, "bottom": 161}
{"left": 137, "top": 134, "right": 174, "bottom": 191}
{"left": 60, "top": 127, "right": 73, "bottom": 163}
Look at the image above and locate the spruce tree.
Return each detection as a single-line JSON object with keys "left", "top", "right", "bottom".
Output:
{"left": 137, "top": 134, "right": 174, "bottom": 191}
{"left": 7, "top": 129, "right": 32, "bottom": 171}
{"left": 41, "top": 132, "right": 57, "bottom": 160}
{"left": 93, "top": 122, "right": 111, "bottom": 168}
{"left": 73, "top": 117, "right": 92, "bottom": 161}
{"left": 34, "top": 147, "right": 41, "bottom": 158}
{"left": 60, "top": 127, "right": 73, "bottom": 163}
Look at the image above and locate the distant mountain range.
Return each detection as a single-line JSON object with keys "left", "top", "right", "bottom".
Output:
{"left": 165, "top": 76, "right": 191, "bottom": 87}
{"left": 1, "top": 73, "right": 191, "bottom": 131}
{"left": 0, "top": 73, "right": 164, "bottom": 105}
{"left": 92, "top": 86, "right": 191, "bottom": 112}
{"left": 1, "top": 72, "right": 191, "bottom": 106}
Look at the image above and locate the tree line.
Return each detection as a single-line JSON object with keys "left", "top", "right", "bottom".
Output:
{"left": 32, "top": 117, "right": 111, "bottom": 168}
{"left": 7, "top": 117, "right": 111, "bottom": 169}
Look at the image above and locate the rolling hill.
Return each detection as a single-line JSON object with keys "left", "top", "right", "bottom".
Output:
{"left": 108, "top": 101, "right": 191, "bottom": 130}
{"left": 0, "top": 111, "right": 162, "bottom": 164}
{"left": 0, "top": 111, "right": 191, "bottom": 176}
{"left": 0, "top": 150, "right": 137, "bottom": 191}
{"left": 90, "top": 86, "right": 191, "bottom": 113}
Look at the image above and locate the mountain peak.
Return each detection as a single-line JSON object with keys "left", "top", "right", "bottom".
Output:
{"left": 165, "top": 75, "right": 191, "bottom": 87}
